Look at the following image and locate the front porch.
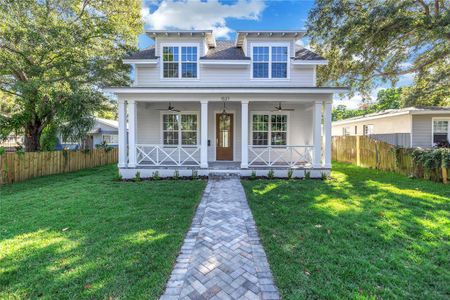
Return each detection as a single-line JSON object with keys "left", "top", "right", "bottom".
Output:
{"left": 114, "top": 89, "right": 335, "bottom": 178}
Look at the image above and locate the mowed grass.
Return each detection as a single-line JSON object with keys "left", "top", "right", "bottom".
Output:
{"left": 0, "top": 165, "right": 206, "bottom": 299}
{"left": 242, "top": 162, "right": 450, "bottom": 299}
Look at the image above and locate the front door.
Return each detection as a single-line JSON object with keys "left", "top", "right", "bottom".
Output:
{"left": 216, "top": 113, "right": 233, "bottom": 160}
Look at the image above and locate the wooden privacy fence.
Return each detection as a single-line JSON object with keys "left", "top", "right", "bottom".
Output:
{"left": 0, "top": 148, "right": 118, "bottom": 185}
{"left": 332, "top": 136, "right": 448, "bottom": 183}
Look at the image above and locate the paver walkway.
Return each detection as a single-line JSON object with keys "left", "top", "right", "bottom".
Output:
{"left": 160, "top": 178, "right": 279, "bottom": 300}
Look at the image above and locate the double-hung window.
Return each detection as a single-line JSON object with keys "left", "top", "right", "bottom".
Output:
{"left": 433, "top": 119, "right": 449, "bottom": 145}
{"left": 252, "top": 45, "right": 288, "bottom": 79}
{"left": 162, "top": 45, "right": 198, "bottom": 79}
{"left": 102, "top": 134, "right": 118, "bottom": 145}
{"left": 252, "top": 113, "right": 288, "bottom": 145}
{"left": 162, "top": 113, "right": 198, "bottom": 146}
{"left": 363, "top": 124, "right": 374, "bottom": 136}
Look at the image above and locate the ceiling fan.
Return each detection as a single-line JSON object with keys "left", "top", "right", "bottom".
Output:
{"left": 272, "top": 102, "right": 295, "bottom": 112}
{"left": 156, "top": 102, "right": 180, "bottom": 112}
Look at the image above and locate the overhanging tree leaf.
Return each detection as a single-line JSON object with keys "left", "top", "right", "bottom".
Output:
{"left": 0, "top": 0, "right": 142, "bottom": 151}
{"left": 307, "top": 0, "right": 450, "bottom": 103}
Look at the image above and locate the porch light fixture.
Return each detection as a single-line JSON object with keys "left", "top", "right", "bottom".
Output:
{"left": 220, "top": 96, "right": 230, "bottom": 120}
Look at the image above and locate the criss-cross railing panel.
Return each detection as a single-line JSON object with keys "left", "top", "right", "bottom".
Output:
{"left": 248, "top": 145, "right": 313, "bottom": 167}
{"left": 136, "top": 145, "right": 200, "bottom": 166}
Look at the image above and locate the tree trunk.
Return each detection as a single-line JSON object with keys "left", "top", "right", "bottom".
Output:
{"left": 24, "top": 123, "right": 42, "bottom": 152}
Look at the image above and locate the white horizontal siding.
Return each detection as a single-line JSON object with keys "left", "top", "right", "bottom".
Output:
{"left": 135, "top": 65, "right": 315, "bottom": 87}
{"left": 136, "top": 101, "right": 314, "bottom": 162}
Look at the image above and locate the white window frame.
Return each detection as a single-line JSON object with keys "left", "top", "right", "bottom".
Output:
{"left": 363, "top": 124, "right": 374, "bottom": 136}
{"left": 102, "top": 134, "right": 118, "bottom": 145}
{"left": 431, "top": 117, "right": 450, "bottom": 146}
{"left": 160, "top": 43, "right": 200, "bottom": 80}
{"left": 160, "top": 111, "right": 200, "bottom": 146}
{"left": 250, "top": 42, "right": 290, "bottom": 80}
{"left": 342, "top": 127, "right": 350, "bottom": 136}
{"left": 250, "top": 111, "right": 290, "bottom": 146}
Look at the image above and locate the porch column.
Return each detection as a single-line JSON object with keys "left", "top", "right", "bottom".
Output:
{"left": 241, "top": 100, "right": 249, "bottom": 168}
{"left": 200, "top": 100, "right": 208, "bottom": 168}
{"left": 313, "top": 100, "right": 323, "bottom": 168}
{"left": 128, "top": 99, "right": 137, "bottom": 168}
{"left": 118, "top": 99, "right": 127, "bottom": 168}
{"left": 323, "top": 101, "right": 332, "bottom": 168}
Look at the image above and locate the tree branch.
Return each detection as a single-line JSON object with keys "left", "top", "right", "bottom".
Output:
{"left": 416, "top": 0, "right": 430, "bottom": 16}
{"left": 434, "top": 0, "right": 440, "bottom": 15}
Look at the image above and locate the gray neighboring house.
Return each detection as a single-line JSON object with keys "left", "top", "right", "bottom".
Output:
{"left": 60, "top": 118, "right": 119, "bottom": 149}
{"left": 332, "top": 107, "right": 450, "bottom": 148}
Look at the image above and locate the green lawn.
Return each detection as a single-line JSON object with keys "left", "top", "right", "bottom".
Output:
{"left": 0, "top": 165, "right": 206, "bottom": 300}
{"left": 242, "top": 162, "right": 450, "bottom": 299}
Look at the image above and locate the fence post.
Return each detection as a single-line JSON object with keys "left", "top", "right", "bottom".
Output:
{"left": 356, "top": 136, "right": 361, "bottom": 166}
{"left": 443, "top": 168, "right": 448, "bottom": 184}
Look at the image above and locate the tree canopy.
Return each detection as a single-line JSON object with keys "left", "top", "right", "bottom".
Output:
{"left": 307, "top": 0, "right": 449, "bottom": 105}
{"left": 0, "top": 0, "right": 142, "bottom": 151}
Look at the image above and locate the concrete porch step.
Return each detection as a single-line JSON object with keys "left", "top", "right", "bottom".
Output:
{"left": 208, "top": 171, "right": 241, "bottom": 179}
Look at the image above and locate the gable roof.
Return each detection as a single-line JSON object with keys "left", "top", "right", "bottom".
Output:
{"left": 333, "top": 106, "right": 450, "bottom": 125}
{"left": 200, "top": 40, "right": 249, "bottom": 60}
{"left": 125, "top": 46, "right": 157, "bottom": 60}
{"left": 294, "top": 46, "right": 325, "bottom": 60}
{"left": 95, "top": 118, "right": 118, "bottom": 129}
{"left": 124, "top": 43, "right": 325, "bottom": 61}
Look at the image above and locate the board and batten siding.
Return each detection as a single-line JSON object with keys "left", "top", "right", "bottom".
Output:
{"left": 136, "top": 101, "right": 314, "bottom": 162}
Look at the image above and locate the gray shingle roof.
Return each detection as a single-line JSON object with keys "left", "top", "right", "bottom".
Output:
{"left": 123, "top": 42, "right": 326, "bottom": 61}
{"left": 200, "top": 40, "right": 249, "bottom": 60}
{"left": 124, "top": 46, "right": 157, "bottom": 59}
{"left": 294, "top": 47, "right": 325, "bottom": 60}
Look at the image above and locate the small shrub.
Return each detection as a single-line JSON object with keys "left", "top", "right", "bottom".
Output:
{"left": 267, "top": 169, "right": 274, "bottom": 179}
{"left": 173, "top": 170, "right": 180, "bottom": 180}
{"left": 15, "top": 147, "right": 25, "bottom": 157}
{"left": 287, "top": 169, "right": 294, "bottom": 179}
{"left": 305, "top": 171, "right": 311, "bottom": 179}
{"left": 250, "top": 170, "right": 257, "bottom": 180}
{"left": 321, "top": 172, "right": 327, "bottom": 180}
{"left": 192, "top": 169, "right": 198, "bottom": 179}
{"left": 152, "top": 171, "right": 160, "bottom": 180}
{"left": 134, "top": 171, "right": 141, "bottom": 182}
{"left": 0, "top": 147, "right": 5, "bottom": 156}
{"left": 96, "top": 141, "right": 113, "bottom": 152}
{"left": 114, "top": 169, "right": 123, "bottom": 181}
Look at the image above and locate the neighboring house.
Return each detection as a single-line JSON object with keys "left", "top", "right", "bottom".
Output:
{"left": 106, "top": 30, "right": 348, "bottom": 178}
{"left": 59, "top": 118, "right": 119, "bottom": 150}
{"left": 332, "top": 107, "right": 450, "bottom": 148}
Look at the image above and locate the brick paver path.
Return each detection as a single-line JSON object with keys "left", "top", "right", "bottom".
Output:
{"left": 160, "top": 178, "right": 279, "bottom": 300}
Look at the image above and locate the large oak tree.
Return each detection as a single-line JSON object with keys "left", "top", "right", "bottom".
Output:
{"left": 0, "top": 0, "right": 142, "bottom": 151}
{"left": 307, "top": 0, "right": 449, "bottom": 106}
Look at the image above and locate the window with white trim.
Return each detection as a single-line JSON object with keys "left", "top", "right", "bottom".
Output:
{"left": 342, "top": 127, "right": 350, "bottom": 136}
{"left": 363, "top": 124, "right": 374, "bottom": 135}
{"left": 162, "top": 113, "right": 198, "bottom": 145}
{"left": 162, "top": 46, "right": 198, "bottom": 79}
{"left": 102, "top": 134, "right": 118, "bottom": 145}
{"left": 433, "top": 119, "right": 449, "bottom": 145}
{"left": 252, "top": 113, "right": 288, "bottom": 145}
{"left": 252, "top": 45, "right": 288, "bottom": 79}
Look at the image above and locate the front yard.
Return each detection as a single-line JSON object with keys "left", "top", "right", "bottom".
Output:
{"left": 242, "top": 162, "right": 450, "bottom": 299}
{"left": 0, "top": 165, "right": 206, "bottom": 299}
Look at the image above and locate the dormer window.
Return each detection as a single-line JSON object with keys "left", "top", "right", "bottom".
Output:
{"left": 162, "top": 45, "right": 198, "bottom": 79}
{"left": 252, "top": 44, "right": 289, "bottom": 79}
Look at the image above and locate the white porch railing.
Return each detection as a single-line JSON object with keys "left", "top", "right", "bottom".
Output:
{"left": 248, "top": 145, "right": 314, "bottom": 168}
{"left": 136, "top": 144, "right": 201, "bottom": 167}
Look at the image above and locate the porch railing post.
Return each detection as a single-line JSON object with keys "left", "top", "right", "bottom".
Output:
{"left": 324, "top": 100, "right": 332, "bottom": 168}
{"left": 313, "top": 100, "right": 323, "bottom": 168}
{"left": 200, "top": 100, "right": 208, "bottom": 168}
{"left": 241, "top": 100, "right": 249, "bottom": 168}
{"left": 118, "top": 99, "right": 127, "bottom": 168}
{"left": 128, "top": 99, "right": 137, "bottom": 168}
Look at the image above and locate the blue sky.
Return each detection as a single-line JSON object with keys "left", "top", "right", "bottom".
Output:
{"left": 139, "top": 0, "right": 413, "bottom": 108}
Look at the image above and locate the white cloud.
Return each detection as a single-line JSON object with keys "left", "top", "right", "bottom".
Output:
{"left": 141, "top": 0, "right": 266, "bottom": 38}
{"left": 334, "top": 88, "right": 383, "bottom": 109}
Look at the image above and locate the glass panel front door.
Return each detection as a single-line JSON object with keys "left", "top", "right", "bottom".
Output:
{"left": 216, "top": 113, "right": 233, "bottom": 160}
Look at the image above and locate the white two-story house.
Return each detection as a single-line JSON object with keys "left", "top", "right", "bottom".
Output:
{"left": 106, "top": 30, "right": 347, "bottom": 178}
